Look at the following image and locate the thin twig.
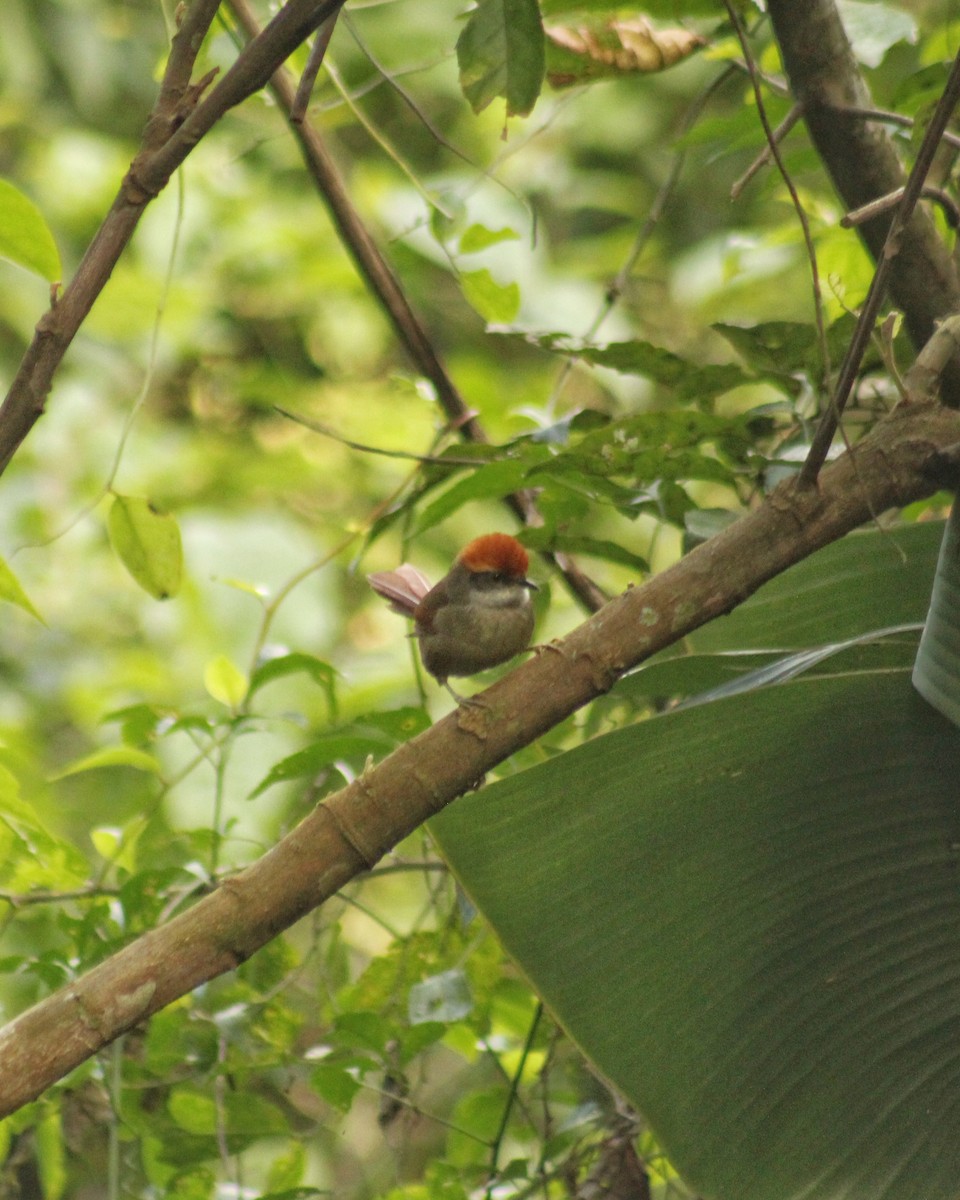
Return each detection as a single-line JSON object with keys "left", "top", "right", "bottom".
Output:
{"left": 275, "top": 407, "right": 492, "bottom": 465}
{"left": 800, "top": 44, "right": 960, "bottom": 485}
{"left": 342, "top": 11, "right": 482, "bottom": 171}
{"left": 838, "top": 105, "right": 960, "bottom": 152}
{"left": 725, "top": 2, "right": 830, "bottom": 398}
{"left": 487, "top": 1002, "right": 544, "bottom": 1194}
{"left": 291, "top": 9, "right": 340, "bottom": 122}
{"left": 731, "top": 102, "right": 804, "bottom": 200}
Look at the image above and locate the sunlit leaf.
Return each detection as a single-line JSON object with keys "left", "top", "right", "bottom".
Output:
{"left": 50, "top": 746, "right": 162, "bottom": 780}
{"left": 203, "top": 654, "right": 248, "bottom": 707}
{"left": 0, "top": 554, "right": 43, "bottom": 621}
{"left": 459, "top": 223, "right": 520, "bottom": 253}
{"left": 460, "top": 268, "right": 520, "bottom": 323}
{"left": 838, "top": 0, "right": 918, "bottom": 67}
{"left": 108, "top": 495, "right": 183, "bottom": 600}
{"left": 0, "top": 178, "right": 61, "bottom": 281}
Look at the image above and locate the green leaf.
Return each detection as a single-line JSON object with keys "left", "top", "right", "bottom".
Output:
{"left": 579, "top": 342, "right": 752, "bottom": 401}
{"left": 459, "top": 223, "right": 520, "bottom": 253}
{"left": 912, "top": 507, "right": 960, "bottom": 723}
{"left": 248, "top": 652, "right": 338, "bottom": 709}
{"left": 713, "top": 316, "right": 870, "bottom": 381}
{"left": 108, "top": 495, "right": 183, "bottom": 600}
{"left": 408, "top": 969, "right": 474, "bottom": 1024}
{"left": 413, "top": 453, "right": 546, "bottom": 533}
{"left": 508, "top": 330, "right": 755, "bottom": 400}
{"left": 432, "top": 670, "right": 960, "bottom": 1200}
{"left": 102, "top": 702, "right": 164, "bottom": 746}
{"left": 0, "top": 765, "right": 90, "bottom": 888}
{"left": 250, "top": 709, "right": 429, "bottom": 798}
{"left": 36, "top": 1106, "right": 66, "bottom": 1200}
{"left": 0, "top": 554, "right": 43, "bottom": 621}
{"left": 678, "top": 625, "right": 921, "bottom": 707}
{"left": 266, "top": 1142, "right": 307, "bottom": 1193}
{"left": 258, "top": 1191, "right": 326, "bottom": 1200}
{"left": 460, "top": 268, "right": 520, "bottom": 323}
{"left": 520, "top": 528, "right": 649, "bottom": 574}
{"left": 203, "top": 654, "right": 248, "bottom": 707}
{"left": 168, "top": 1089, "right": 217, "bottom": 1136}
{"left": 838, "top": 0, "right": 918, "bottom": 68}
{"left": 616, "top": 637, "right": 918, "bottom": 709}
{"left": 687, "top": 521, "right": 943, "bottom": 652}
{"left": 50, "top": 746, "right": 162, "bottom": 780}
{"left": 534, "top": 410, "right": 749, "bottom": 492}
{"left": 456, "top": 0, "right": 545, "bottom": 117}
{"left": 168, "top": 1088, "right": 286, "bottom": 1142}
{"left": 0, "top": 178, "right": 61, "bottom": 281}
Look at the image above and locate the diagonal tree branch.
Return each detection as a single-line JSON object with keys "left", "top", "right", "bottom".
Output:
{"left": 0, "top": 0, "right": 342, "bottom": 477}
{"left": 1, "top": 393, "right": 959, "bottom": 1117}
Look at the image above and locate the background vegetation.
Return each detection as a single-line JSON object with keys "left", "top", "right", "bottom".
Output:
{"left": 1, "top": 1, "right": 959, "bottom": 1197}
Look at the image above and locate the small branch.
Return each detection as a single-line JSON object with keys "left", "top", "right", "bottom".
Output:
{"left": 0, "top": 887, "right": 120, "bottom": 906}
{"left": 842, "top": 186, "right": 960, "bottom": 230}
{"left": 275, "top": 406, "right": 490, "bottom": 465}
{"left": 291, "top": 10, "right": 340, "bottom": 123}
{"left": 837, "top": 105, "right": 960, "bottom": 152}
{"left": 730, "top": 102, "right": 804, "bottom": 200}
{"left": 487, "top": 1002, "right": 543, "bottom": 1193}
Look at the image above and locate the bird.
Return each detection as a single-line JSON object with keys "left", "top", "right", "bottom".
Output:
{"left": 367, "top": 533, "right": 538, "bottom": 704}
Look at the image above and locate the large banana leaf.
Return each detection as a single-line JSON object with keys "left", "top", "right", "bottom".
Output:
{"left": 914, "top": 505, "right": 960, "bottom": 723}
{"left": 431, "top": 522, "right": 960, "bottom": 1200}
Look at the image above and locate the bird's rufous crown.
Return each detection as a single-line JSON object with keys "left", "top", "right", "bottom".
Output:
{"left": 457, "top": 533, "right": 529, "bottom": 577}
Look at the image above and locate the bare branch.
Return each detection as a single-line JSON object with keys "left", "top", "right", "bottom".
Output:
{"left": 291, "top": 10, "right": 340, "bottom": 123}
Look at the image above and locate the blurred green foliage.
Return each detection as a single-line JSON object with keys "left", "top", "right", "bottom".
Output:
{"left": 0, "top": 0, "right": 950, "bottom": 1196}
